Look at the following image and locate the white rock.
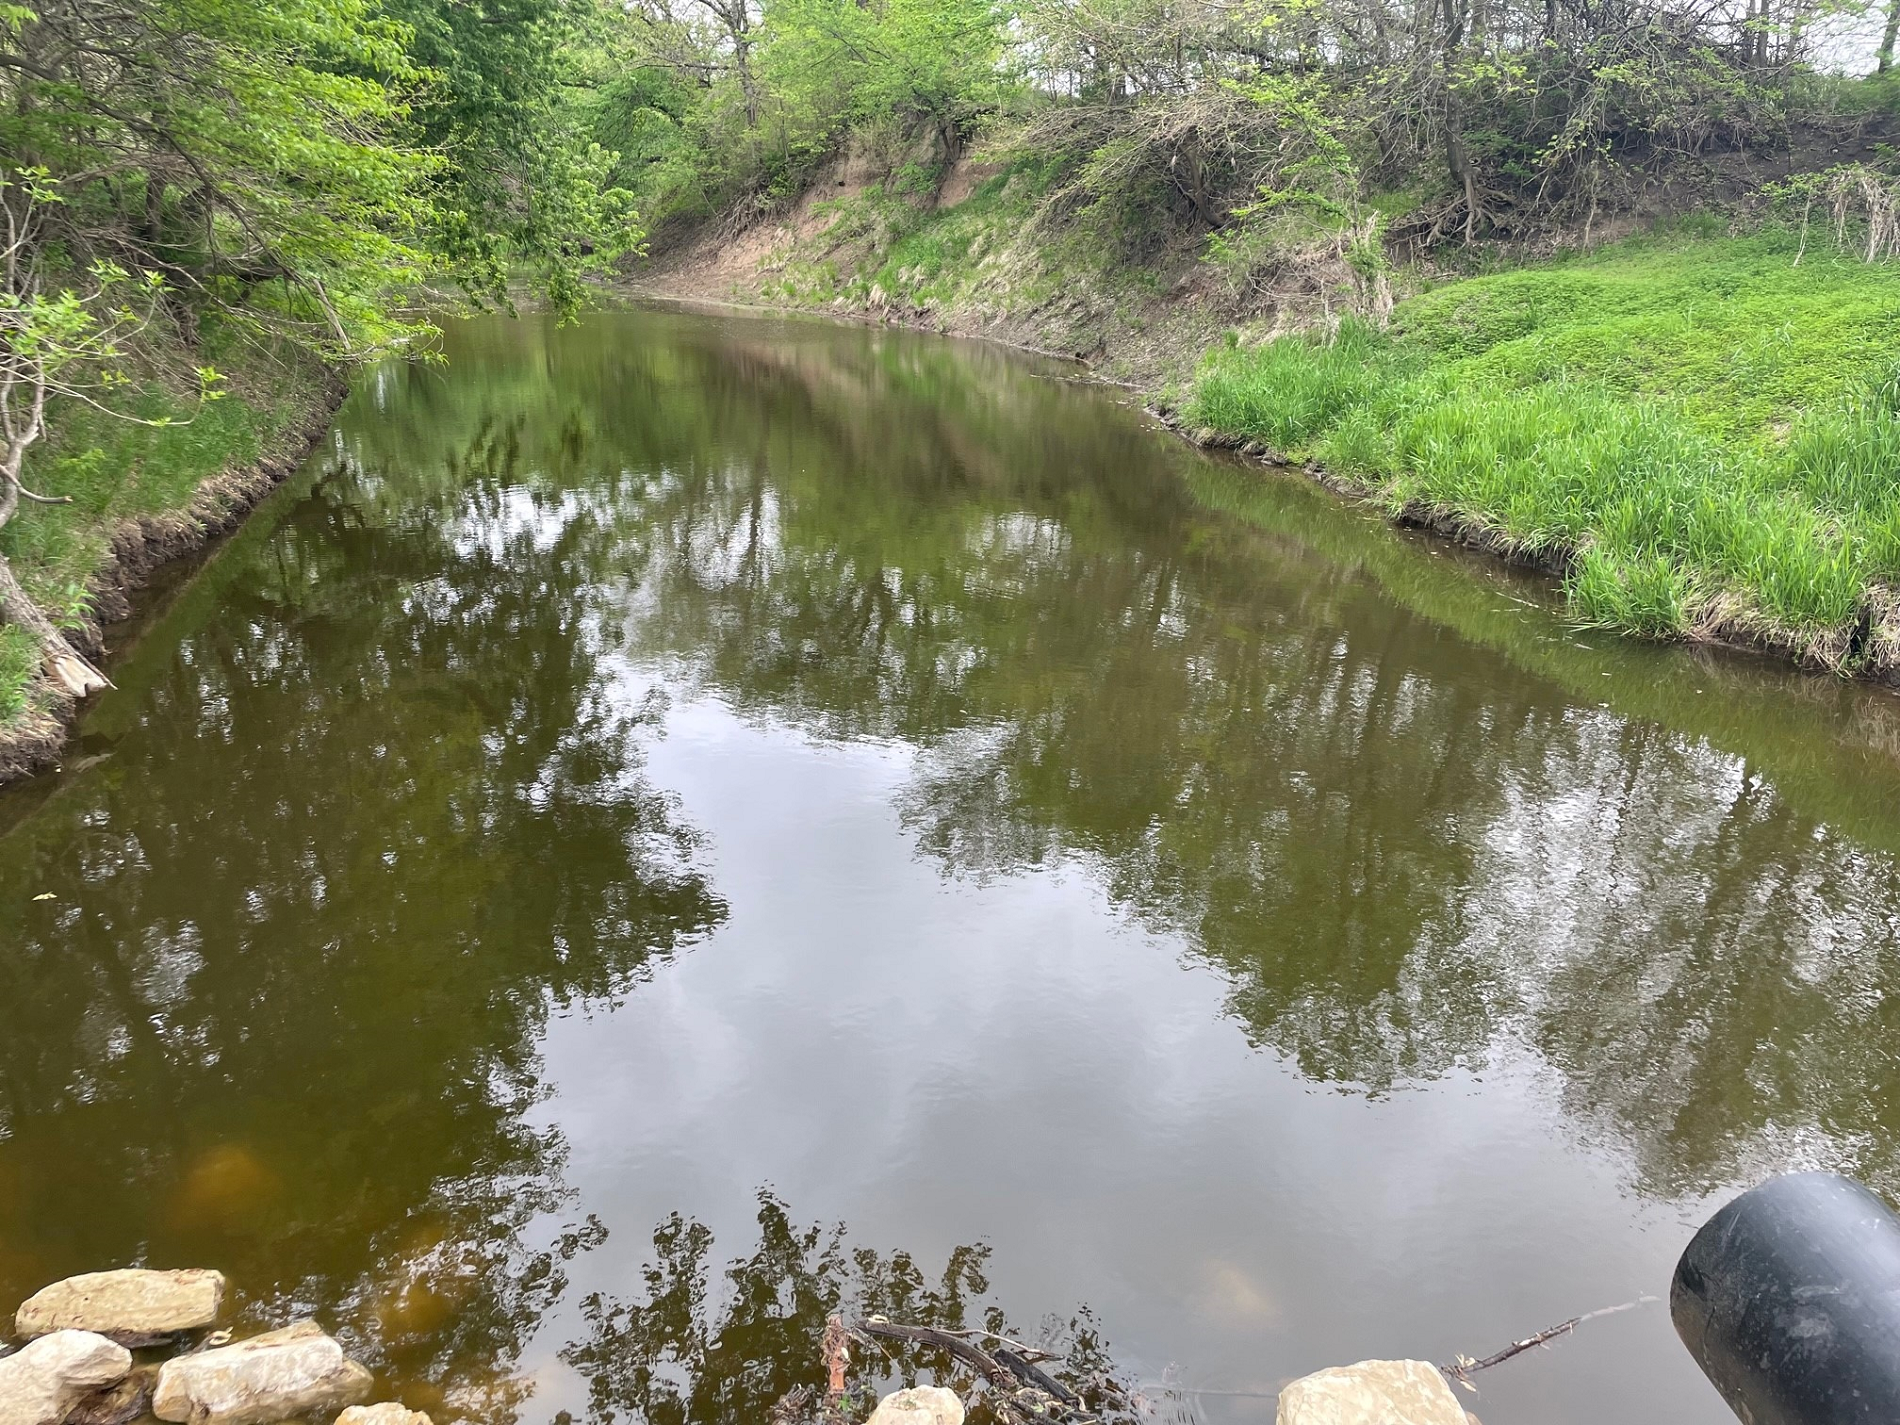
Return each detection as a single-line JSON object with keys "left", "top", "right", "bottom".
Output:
{"left": 1276, "top": 1359, "right": 1468, "bottom": 1425}
{"left": 0, "top": 1330, "right": 132, "bottom": 1425}
{"left": 868, "top": 1385, "right": 965, "bottom": 1425}
{"left": 336, "top": 1406, "right": 432, "bottom": 1425}
{"left": 15, "top": 1269, "right": 225, "bottom": 1342}
{"left": 151, "top": 1321, "right": 372, "bottom": 1425}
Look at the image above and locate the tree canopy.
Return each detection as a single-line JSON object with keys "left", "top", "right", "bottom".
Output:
{"left": 0, "top": 0, "right": 641, "bottom": 696}
{"left": 593, "top": 0, "right": 1900, "bottom": 265}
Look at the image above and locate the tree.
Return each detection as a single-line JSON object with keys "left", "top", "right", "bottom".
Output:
{"left": 0, "top": 0, "right": 435, "bottom": 352}
{"left": 0, "top": 170, "right": 203, "bottom": 696}
{"left": 763, "top": 0, "right": 1010, "bottom": 158}
{"left": 0, "top": 0, "right": 434, "bottom": 697}
{"left": 388, "top": 0, "right": 644, "bottom": 317}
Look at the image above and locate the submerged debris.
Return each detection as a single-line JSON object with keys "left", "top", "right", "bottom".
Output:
{"left": 772, "top": 1314, "right": 1140, "bottom": 1425}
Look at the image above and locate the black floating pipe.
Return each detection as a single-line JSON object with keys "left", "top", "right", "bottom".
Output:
{"left": 1673, "top": 1171, "right": 1900, "bottom": 1425}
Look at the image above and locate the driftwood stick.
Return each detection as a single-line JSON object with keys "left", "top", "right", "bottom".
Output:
{"left": 822, "top": 1315, "right": 850, "bottom": 1401}
{"left": 1444, "top": 1315, "right": 1582, "bottom": 1379}
{"left": 933, "top": 1326, "right": 1059, "bottom": 1363}
{"left": 854, "top": 1318, "right": 1099, "bottom": 1422}
{"left": 855, "top": 1318, "right": 1018, "bottom": 1389}
{"left": 1442, "top": 1295, "right": 1660, "bottom": 1382}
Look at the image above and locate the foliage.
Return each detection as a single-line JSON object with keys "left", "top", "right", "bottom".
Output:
{"left": 0, "top": 0, "right": 654, "bottom": 726}
{"left": 0, "top": 0, "right": 436, "bottom": 708}
{"left": 390, "top": 0, "right": 643, "bottom": 316}
{"left": 1, "top": 0, "right": 437, "bottom": 358}
{"left": 595, "top": 0, "right": 1897, "bottom": 328}
{"left": 595, "top": 0, "right": 1012, "bottom": 231}
{"left": 763, "top": 0, "right": 1010, "bottom": 141}
{"left": 0, "top": 624, "right": 32, "bottom": 722}
{"left": 995, "top": 0, "right": 1848, "bottom": 264}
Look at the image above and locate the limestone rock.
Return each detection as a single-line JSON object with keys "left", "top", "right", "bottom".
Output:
{"left": 15, "top": 1270, "right": 225, "bottom": 1345}
{"left": 336, "top": 1406, "right": 433, "bottom": 1425}
{"left": 868, "top": 1385, "right": 965, "bottom": 1425}
{"left": 151, "top": 1321, "right": 372, "bottom": 1425}
{"left": 0, "top": 1330, "right": 132, "bottom": 1425}
{"left": 1275, "top": 1359, "right": 1467, "bottom": 1425}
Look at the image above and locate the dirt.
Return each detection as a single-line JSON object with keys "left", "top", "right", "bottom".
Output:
{"left": 633, "top": 156, "right": 1247, "bottom": 390}
{"left": 641, "top": 141, "right": 895, "bottom": 304}
{"left": 934, "top": 159, "right": 1004, "bottom": 208}
{"left": 0, "top": 373, "right": 348, "bottom": 789}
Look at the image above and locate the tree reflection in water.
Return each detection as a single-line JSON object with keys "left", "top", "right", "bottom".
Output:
{"left": 0, "top": 401, "right": 726, "bottom": 1420}
{"left": 575, "top": 310, "right": 1900, "bottom": 1203}
{"left": 560, "top": 1190, "right": 1153, "bottom": 1425}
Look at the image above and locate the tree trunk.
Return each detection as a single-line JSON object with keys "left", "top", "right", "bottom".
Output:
{"left": 736, "top": 44, "right": 758, "bottom": 127}
{"left": 1879, "top": 0, "right": 1900, "bottom": 72}
{"left": 1174, "top": 131, "right": 1218, "bottom": 228}
{"left": 1441, "top": 0, "right": 1479, "bottom": 243}
{"left": 143, "top": 174, "right": 165, "bottom": 245}
{"left": 0, "top": 552, "right": 109, "bottom": 699}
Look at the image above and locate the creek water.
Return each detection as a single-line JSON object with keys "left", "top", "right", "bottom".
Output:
{"left": 8, "top": 306, "right": 1900, "bottom": 1424}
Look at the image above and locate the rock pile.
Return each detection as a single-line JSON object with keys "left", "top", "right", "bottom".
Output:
{"left": 0, "top": 1270, "right": 428, "bottom": 1425}
{"left": 151, "top": 1322, "right": 374, "bottom": 1425}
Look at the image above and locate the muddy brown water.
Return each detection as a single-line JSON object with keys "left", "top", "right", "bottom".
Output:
{"left": 8, "top": 305, "right": 1900, "bottom": 1423}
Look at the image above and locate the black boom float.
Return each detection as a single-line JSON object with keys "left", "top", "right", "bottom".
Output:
{"left": 1673, "top": 1171, "right": 1900, "bottom": 1425}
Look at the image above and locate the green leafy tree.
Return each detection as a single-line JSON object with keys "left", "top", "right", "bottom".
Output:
{"left": 761, "top": 0, "right": 1010, "bottom": 158}
{"left": 0, "top": 0, "right": 434, "bottom": 697}
{"left": 1, "top": 0, "right": 435, "bottom": 351}
{"left": 389, "top": 0, "right": 643, "bottom": 317}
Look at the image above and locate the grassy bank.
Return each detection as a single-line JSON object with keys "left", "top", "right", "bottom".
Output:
{"left": 0, "top": 346, "right": 333, "bottom": 743}
{"left": 1185, "top": 233, "right": 1900, "bottom": 669}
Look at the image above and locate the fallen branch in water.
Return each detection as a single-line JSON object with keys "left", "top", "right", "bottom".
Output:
{"left": 852, "top": 1317, "right": 1102, "bottom": 1422}
{"left": 855, "top": 1318, "right": 1018, "bottom": 1389}
{"left": 1442, "top": 1296, "right": 1660, "bottom": 1387}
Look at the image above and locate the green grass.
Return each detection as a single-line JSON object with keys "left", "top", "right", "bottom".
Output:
{"left": 0, "top": 627, "right": 37, "bottom": 725}
{"left": 0, "top": 335, "right": 323, "bottom": 734}
{"left": 1186, "top": 232, "right": 1900, "bottom": 662}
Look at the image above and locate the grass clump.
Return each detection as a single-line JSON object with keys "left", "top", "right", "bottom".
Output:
{"left": 0, "top": 627, "right": 38, "bottom": 726}
{"left": 1191, "top": 322, "right": 1414, "bottom": 451}
{"left": 1185, "top": 233, "right": 1900, "bottom": 665}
